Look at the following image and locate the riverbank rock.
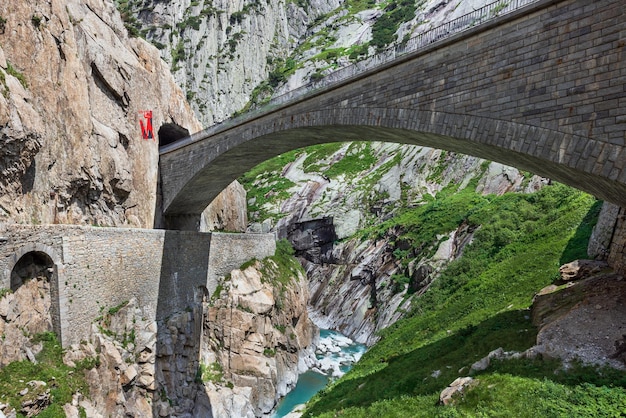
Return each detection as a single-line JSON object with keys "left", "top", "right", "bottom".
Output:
{"left": 558, "top": 259, "right": 610, "bottom": 283}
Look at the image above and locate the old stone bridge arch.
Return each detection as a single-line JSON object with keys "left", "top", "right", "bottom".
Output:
{"left": 5, "top": 243, "right": 63, "bottom": 341}
{"left": 159, "top": 0, "right": 626, "bottom": 229}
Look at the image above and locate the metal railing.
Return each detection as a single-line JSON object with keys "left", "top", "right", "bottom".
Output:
{"left": 161, "top": 0, "right": 542, "bottom": 154}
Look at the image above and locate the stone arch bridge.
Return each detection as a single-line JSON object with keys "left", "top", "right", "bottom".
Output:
{"left": 159, "top": 0, "right": 626, "bottom": 230}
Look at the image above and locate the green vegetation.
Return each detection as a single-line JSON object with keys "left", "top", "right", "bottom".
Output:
{"left": 0, "top": 332, "right": 94, "bottom": 417}
{"left": 491, "top": 1, "right": 510, "bottom": 16}
{"left": 323, "top": 142, "right": 376, "bottom": 179}
{"left": 347, "top": 0, "right": 377, "bottom": 14}
{"left": 0, "top": 287, "right": 12, "bottom": 299}
{"left": 301, "top": 143, "right": 344, "bottom": 172}
{"left": 107, "top": 300, "right": 129, "bottom": 315}
{"left": 6, "top": 61, "right": 28, "bottom": 89}
{"left": 261, "top": 238, "right": 304, "bottom": 288}
{"left": 238, "top": 149, "right": 300, "bottom": 221}
{"left": 371, "top": 0, "right": 419, "bottom": 49}
{"left": 171, "top": 39, "right": 186, "bottom": 71}
{"left": 302, "top": 142, "right": 376, "bottom": 180}
{"left": 114, "top": 0, "right": 142, "bottom": 37}
{"left": 177, "top": 15, "right": 203, "bottom": 31}
{"left": 198, "top": 362, "right": 224, "bottom": 383}
{"left": 31, "top": 15, "right": 42, "bottom": 29}
{"left": 301, "top": 183, "right": 619, "bottom": 417}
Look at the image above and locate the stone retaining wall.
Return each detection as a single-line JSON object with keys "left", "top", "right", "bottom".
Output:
{"left": 0, "top": 225, "right": 274, "bottom": 346}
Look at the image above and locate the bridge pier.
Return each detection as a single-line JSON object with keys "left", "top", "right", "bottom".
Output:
{"left": 164, "top": 214, "right": 202, "bottom": 231}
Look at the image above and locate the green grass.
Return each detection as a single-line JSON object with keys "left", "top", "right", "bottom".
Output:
{"left": 260, "top": 239, "right": 304, "bottom": 288}
{"left": 346, "top": 0, "right": 377, "bottom": 14}
{"left": 0, "top": 333, "right": 93, "bottom": 417}
{"left": 302, "top": 143, "right": 345, "bottom": 172}
{"left": 310, "top": 373, "right": 626, "bottom": 417}
{"left": 6, "top": 61, "right": 28, "bottom": 89}
{"left": 302, "top": 142, "right": 377, "bottom": 179}
{"left": 302, "top": 182, "right": 618, "bottom": 417}
{"left": 322, "top": 142, "right": 377, "bottom": 179}
{"left": 238, "top": 149, "right": 301, "bottom": 221}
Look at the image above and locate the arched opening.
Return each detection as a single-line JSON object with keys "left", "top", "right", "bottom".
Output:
{"left": 10, "top": 251, "right": 54, "bottom": 291}
{"left": 158, "top": 123, "right": 190, "bottom": 147}
{"left": 3, "top": 250, "right": 62, "bottom": 349}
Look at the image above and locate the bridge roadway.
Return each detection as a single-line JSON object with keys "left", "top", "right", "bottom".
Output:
{"left": 159, "top": 0, "right": 626, "bottom": 230}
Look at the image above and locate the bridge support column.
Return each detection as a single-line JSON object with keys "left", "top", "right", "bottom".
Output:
{"left": 164, "top": 214, "right": 202, "bottom": 231}
{"left": 589, "top": 203, "right": 626, "bottom": 276}
{"left": 608, "top": 208, "right": 626, "bottom": 277}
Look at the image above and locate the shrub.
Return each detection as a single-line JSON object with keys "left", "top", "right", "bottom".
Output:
{"left": 371, "top": 0, "right": 417, "bottom": 49}
{"left": 6, "top": 61, "right": 28, "bottom": 89}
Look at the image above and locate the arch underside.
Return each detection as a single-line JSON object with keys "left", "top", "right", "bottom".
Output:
{"left": 162, "top": 108, "right": 626, "bottom": 220}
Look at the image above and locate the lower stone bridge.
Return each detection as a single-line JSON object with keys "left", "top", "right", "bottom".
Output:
{"left": 0, "top": 225, "right": 275, "bottom": 347}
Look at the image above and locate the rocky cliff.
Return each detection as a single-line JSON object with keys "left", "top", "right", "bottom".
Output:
{"left": 202, "top": 257, "right": 317, "bottom": 417}
{"left": 124, "top": 0, "right": 494, "bottom": 125}
{"left": 0, "top": 0, "right": 205, "bottom": 227}
{"left": 126, "top": 0, "right": 341, "bottom": 126}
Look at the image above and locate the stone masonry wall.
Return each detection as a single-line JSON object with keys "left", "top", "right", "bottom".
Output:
{"left": 206, "top": 232, "right": 277, "bottom": 295}
{"left": 608, "top": 208, "right": 626, "bottom": 276}
{"left": 0, "top": 225, "right": 274, "bottom": 346}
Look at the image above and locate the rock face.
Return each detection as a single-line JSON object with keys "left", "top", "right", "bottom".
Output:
{"left": 0, "top": 277, "right": 52, "bottom": 367}
{"left": 130, "top": 0, "right": 341, "bottom": 126}
{"left": 531, "top": 261, "right": 626, "bottom": 370}
{"left": 0, "top": 0, "right": 203, "bottom": 227}
{"left": 0, "top": 0, "right": 250, "bottom": 230}
{"left": 201, "top": 180, "right": 248, "bottom": 232}
{"left": 306, "top": 218, "right": 482, "bottom": 345}
{"left": 203, "top": 260, "right": 317, "bottom": 416}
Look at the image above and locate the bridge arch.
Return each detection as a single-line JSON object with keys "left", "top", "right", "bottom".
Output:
{"left": 160, "top": 107, "right": 626, "bottom": 229}
{"left": 6, "top": 244, "right": 63, "bottom": 342}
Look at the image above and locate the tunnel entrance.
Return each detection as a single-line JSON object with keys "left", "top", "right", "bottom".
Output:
{"left": 158, "top": 123, "right": 190, "bottom": 147}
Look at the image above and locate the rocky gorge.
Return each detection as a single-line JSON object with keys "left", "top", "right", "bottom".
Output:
{"left": 0, "top": 0, "right": 314, "bottom": 416}
{"left": 243, "top": 142, "right": 549, "bottom": 346}
{"left": 1, "top": 0, "right": 626, "bottom": 416}
{"left": 0, "top": 250, "right": 315, "bottom": 417}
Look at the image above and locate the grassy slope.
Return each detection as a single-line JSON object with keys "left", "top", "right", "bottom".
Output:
{"left": 0, "top": 332, "right": 94, "bottom": 417}
{"left": 302, "top": 183, "right": 626, "bottom": 417}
